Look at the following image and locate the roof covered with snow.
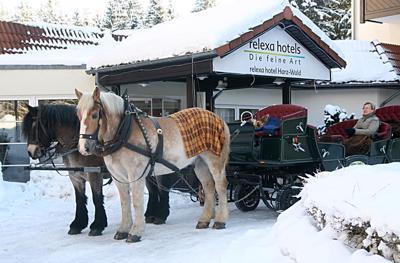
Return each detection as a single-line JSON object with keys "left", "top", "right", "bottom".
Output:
{"left": 87, "top": 0, "right": 346, "bottom": 70}
{"left": 0, "top": 21, "right": 126, "bottom": 67}
{"left": 0, "top": 21, "right": 127, "bottom": 55}
{"left": 330, "top": 40, "right": 399, "bottom": 84}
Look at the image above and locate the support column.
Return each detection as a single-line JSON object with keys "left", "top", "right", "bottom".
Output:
{"left": 282, "top": 81, "right": 291, "bottom": 104}
{"left": 186, "top": 76, "right": 195, "bottom": 108}
{"left": 205, "top": 89, "right": 213, "bottom": 111}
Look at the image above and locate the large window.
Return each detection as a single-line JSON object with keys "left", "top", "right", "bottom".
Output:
{"left": 0, "top": 100, "right": 30, "bottom": 182}
{"left": 131, "top": 98, "right": 181, "bottom": 117}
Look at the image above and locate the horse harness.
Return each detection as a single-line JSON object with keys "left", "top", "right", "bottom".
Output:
{"left": 79, "top": 94, "right": 181, "bottom": 183}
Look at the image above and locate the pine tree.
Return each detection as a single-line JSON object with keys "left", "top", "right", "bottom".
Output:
{"left": 37, "top": 0, "right": 65, "bottom": 24}
{"left": 127, "top": 0, "right": 144, "bottom": 29}
{"left": 165, "top": 0, "right": 176, "bottom": 21}
{"left": 13, "top": 1, "right": 36, "bottom": 23}
{"left": 192, "top": 0, "right": 216, "bottom": 13}
{"left": 145, "top": 0, "right": 167, "bottom": 28}
{"left": 103, "top": 0, "right": 143, "bottom": 30}
{"left": 290, "top": 0, "right": 351, "bottom": 40}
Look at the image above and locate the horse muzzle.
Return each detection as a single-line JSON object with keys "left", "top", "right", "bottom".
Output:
{"left": 78, "top": 138, "right": 96, "bottom": 156}
{"left": 27, "top": 144, "right": 43, "bottom": 159}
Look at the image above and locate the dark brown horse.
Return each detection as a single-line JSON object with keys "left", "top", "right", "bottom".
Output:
{"left": 22, "top": 104, "right": 108, "bottom": 236}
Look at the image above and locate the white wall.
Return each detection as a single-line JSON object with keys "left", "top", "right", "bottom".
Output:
{"left": 0, "top": 69, "right": 94, "bottom": 98}
{"left": 215, "top": 88, "right": 281, "bottom": 108}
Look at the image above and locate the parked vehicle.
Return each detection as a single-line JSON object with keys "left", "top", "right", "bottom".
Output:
{"left": 226, "top": 104, "right": 400, "bottom": 212}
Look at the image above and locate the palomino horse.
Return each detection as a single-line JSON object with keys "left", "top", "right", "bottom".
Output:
{"left": 75, "top": 87, "right": 230, "bottom": 243}
{"left": 22, "top": 104, "right": 108, "bottom": 236}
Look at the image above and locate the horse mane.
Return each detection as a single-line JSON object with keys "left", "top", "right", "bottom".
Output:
{"left": 100, "top": 92, "right": 124, "bottom": 117}
{"left": 77, "top": 91, "right": 124, "bottom": 117}
{"left": 22, "top": 104, "right": 79, "bottom": 140}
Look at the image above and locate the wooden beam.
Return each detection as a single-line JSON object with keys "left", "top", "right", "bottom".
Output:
{"left": 360, "top": 0, "right": 365, "bottom": 24}
{"left": 98, "top": 59, "right": 213, "bottom": 86}
{"left": 186, "top": 76, "right": 195, "bottom": 108}
{"left": 282, "top": 81, "right": 291, "bottom": 104}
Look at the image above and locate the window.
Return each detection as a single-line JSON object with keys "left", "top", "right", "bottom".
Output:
{"left": 215, "top": 108, "right": 235, "bottom": 122}
{"left": 0, "top": 100, "right": 30, "bottom": 182}
{"left": 131, "top": 98, "right": 181, "bottom": 117}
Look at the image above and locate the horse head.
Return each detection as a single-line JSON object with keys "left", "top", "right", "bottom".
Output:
{"left": 22, "top": 105, "right": 51, "bottom": 159}
{"left": 75, "top": 87, "right": 124, "bottom": 156}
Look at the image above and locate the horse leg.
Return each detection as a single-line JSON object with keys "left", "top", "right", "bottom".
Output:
{"left": 127, "top": 176, "right": 145, "bottom": 243}
{"left": 113, "top": 180, "right": 132, "bottom": 240}
{"left": 200, "top": 154, "right": 229, "bottom": 230}
{"left": 144, "top": 176, "right": 158, "bottom": 224}
{"left": 153, "top": 174, "right": 172, "bottom": 224}
{"left": 193, "top": 157, "right": 215, "bottom": 229}
{"left": 87, "top": 173, "right": 108, "bottom": 236}
{"left": 68, "top": 173, "right": 88, "bottom": 235}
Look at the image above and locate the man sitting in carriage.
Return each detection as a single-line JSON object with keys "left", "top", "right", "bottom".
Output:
{"left": 344, "top": 102, "right": 380, "bottom": 156}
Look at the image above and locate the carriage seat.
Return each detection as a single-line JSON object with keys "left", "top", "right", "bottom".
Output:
{"left": 324, "top": 119, "right": 391, "bottom": 142}
{"left": 254, "top": 104, "right": 307, "bottom": 137}
{"left": 376, "top": 105, "right": 400, "bottom": 138}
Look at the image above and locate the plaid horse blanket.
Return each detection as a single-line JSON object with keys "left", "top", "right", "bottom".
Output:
{"left": 169, "top": 107, "right": 226, "bottom": 158}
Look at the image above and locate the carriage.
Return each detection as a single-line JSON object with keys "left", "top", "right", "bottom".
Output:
{"left": 226, "top": 104, "right": 400, "bottom": 212}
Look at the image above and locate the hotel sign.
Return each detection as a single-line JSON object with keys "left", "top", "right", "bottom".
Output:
{"left": 213, "top": 26, "right": 331, "bottom": 81}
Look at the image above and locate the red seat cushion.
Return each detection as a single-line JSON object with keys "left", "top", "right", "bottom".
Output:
{"left": 376, "top": 105, "right": 400, "bottom": 123}
{"left": 325, "top": 119, "right": 391, "bottom": 141}
{"left": 254, "top": 104, "right": 307, "bottom": 137}
{"left": 376, "top": 122, "right": 391, "bottom": 140}
{"left": 255, "top": 104, "right": 307, "bottom": 121}
{"left": 376, "top": 105, "right": 400, "bottom": 138}
{"left": 326, "top": 119, "right": 357, "bottom": 140}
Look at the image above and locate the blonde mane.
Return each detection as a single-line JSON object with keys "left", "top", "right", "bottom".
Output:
{"left": 77, "top": 91, "right": 124, "bottom": 117}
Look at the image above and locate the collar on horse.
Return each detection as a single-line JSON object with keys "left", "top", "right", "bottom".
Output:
{"left": 80, "top": 92, "right": 180, "bottom": 181}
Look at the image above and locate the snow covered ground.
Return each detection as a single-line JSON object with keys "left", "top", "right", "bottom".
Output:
{"left": 0, "top": 164, "right": 395, "bottom": 263}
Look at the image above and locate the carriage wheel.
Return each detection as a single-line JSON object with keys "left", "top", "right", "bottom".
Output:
{"left": 345, "top": 155, "right": 369, "bottom": 167}
{"left": 234, "top": 184, "right": 260, "bottom": 212}
{"left": 275, "top": 187, "right": 300, "bottom": 211}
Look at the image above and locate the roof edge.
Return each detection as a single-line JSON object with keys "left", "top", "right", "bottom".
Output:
{"left": 215, "top": 6, "right": 346, "bottom": 69}
{"left": 88, "top": 50, "right": 217, "bottom": 75}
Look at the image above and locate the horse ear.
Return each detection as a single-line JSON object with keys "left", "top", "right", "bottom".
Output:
{"left": 75, "top": 88, "right": 83, "bottom": 99}
{"left": 92, "top": 87, "right": 101, "bottom": 102}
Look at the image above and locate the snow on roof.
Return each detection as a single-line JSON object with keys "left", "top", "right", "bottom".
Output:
{"left": 87, "top": 0, "right": 344, "bottom": 69}
{"left": 0, "top": 31, "right": 118, "bottom": 66}
{"left": 330, "top": 40, "right": 399, "bottom": 84}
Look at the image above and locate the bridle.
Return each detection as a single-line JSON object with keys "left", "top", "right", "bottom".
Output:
{"left": 79, "top": 100, "right": 103, "bottom": 142}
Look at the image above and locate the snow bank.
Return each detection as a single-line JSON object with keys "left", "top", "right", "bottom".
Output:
{"left": 300, "top": 163, "right": 400, "bottom": 262}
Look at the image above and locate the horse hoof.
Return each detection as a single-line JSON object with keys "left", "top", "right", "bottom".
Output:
{"left": 196, "top": 222, "right": 210, "bottom": 229}
{"left": 68, "top": 228, "right": 82, "bottom": 235}
{"left": 153, "top": 218, "right": 166, "bottom": 225}
{"left": 212, "top": 222, "right": 226, "bottom": 230}
{"left": 88, "top": 229, "right": 103, "bottom": 236}
{"left": 114, "top": 231, "right": 128, "bottom": 240}
{"left": 126, "top": 234, "right": 141, "bottom": 243}
{"left": 145, "top": 216, "right": 155, "bottom": 224}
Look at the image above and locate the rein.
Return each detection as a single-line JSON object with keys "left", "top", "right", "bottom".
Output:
{"left": 80, "top": 93, "right": 181, "bottom": 184}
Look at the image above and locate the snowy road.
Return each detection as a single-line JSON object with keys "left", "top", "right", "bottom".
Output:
{"left": 0, "top": 173, "right": 280, "bottom": 263}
